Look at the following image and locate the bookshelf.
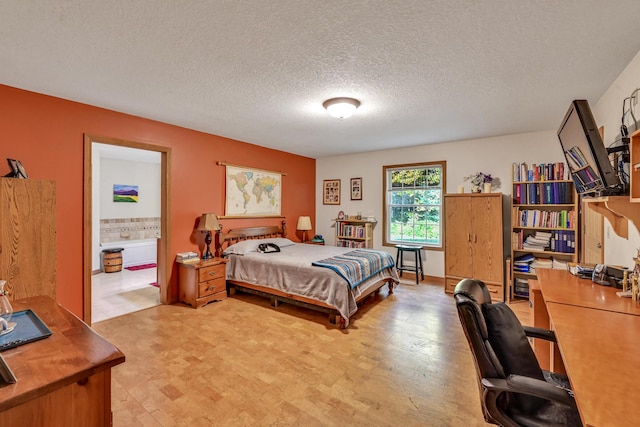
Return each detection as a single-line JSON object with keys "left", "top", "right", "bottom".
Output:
{"left": 334, "top": 219, "right": 374, "bottom": 248}
{"left": 510, "top": 162, "right": 579, "bottom": 301}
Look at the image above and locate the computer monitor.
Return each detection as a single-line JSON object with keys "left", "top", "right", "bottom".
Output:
{"left": 557, "top": 100, "right": 622, "bottom": 196}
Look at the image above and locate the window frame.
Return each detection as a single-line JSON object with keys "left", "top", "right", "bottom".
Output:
{"left": 382, "top": 161, "right": 447, "bottom": 250}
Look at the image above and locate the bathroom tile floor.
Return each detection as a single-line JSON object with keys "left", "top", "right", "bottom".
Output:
{"left": 91, "top": 267, "right": 160, "bottom": 323}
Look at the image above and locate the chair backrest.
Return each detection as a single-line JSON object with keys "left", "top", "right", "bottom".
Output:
{"left": 455, "top": 278, "right": 555, "bottom": 426}
{"left": 454, "top": 279, "right": 506, "bottom": 379}
{"left": 454, "top": 279, "right": 507, "bottom": 424}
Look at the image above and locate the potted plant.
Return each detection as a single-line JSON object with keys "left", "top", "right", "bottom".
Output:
{"left": 464, "top": 172, "right": 496, "bottom": 193}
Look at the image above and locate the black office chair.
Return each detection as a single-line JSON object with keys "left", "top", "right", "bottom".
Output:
{"left": 454, "top": 278, "right": 582, "bottom": 427}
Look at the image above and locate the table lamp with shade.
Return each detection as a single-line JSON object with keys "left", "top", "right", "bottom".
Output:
{"left": 296, "top": 216, "right": 312, "bottom": 243}
{"left": 197, "top": 213, "right": 220, "bottom": 259}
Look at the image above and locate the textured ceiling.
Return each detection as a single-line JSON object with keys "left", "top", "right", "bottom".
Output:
{"left": 2, "top": 1, "right": 640, "bottom": 158}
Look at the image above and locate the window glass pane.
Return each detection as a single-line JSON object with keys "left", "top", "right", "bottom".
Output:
{"left": 391, "top": 170, "right": 403, "bottom": 188}
{"left": 390, "top": 191, "right": 402, "bottom": 204}
{"left": 384, "top": 162, "right": 444, "bottom": 248}
{"left": 426, "top": 189, "right": 441, "bottom": 205}
{"left": 415, "top": 169, "right": 427, "bottom": 187}
{"left": 427, "top": 168, "right": 441, "bottom": 186}
{"left": 413, "top": 190, "right": 427, "bottom": 205}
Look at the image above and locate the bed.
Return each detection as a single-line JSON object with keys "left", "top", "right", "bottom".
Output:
{"left": 215, "top": 222, "right": 399, "bottom": 328}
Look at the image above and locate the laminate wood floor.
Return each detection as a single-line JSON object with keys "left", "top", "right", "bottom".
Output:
{"left": 94, "top": 279, "right": 530, "bottom": 426}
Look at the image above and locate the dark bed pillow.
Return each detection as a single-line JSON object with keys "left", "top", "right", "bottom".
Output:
{"left": 482, "top": 302, "right": 545, "bottom": 381}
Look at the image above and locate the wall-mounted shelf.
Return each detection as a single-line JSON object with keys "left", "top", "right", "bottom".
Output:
{"left": 582, "top": 196, "right": 640, "bottom": 238}
{"left": 632, "top": 129, "right": 640, "bottom": 202}
{"left": 581, "top": 129, "right": 640, "bottom": 238}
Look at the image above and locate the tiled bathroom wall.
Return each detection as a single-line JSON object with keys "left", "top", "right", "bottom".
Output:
{"left": 100, "top": 217, "right": 161, "bottom": 243}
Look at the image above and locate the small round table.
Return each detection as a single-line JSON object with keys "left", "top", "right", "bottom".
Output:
{"left": 395, "top": 245, "right": 424, "bottom": 284}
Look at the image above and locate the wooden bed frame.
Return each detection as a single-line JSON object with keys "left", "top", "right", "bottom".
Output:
{"left": 215, "top": 220, "right": 395, "bottom": 327}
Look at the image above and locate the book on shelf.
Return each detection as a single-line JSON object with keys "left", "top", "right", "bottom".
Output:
{"left": 337, "top": 223, "right": 366, "bottom": 238}
{"left": 512, "top": 207, "right": 575, "bottom": 228}
{"left": 336, "top": 239, "right": 366, "bottom": 248}
{"left": 512, "top": 162, "right": 567, "bottom": 182}
{"left": 512, "top": 182, "right": 572, "bottom": 205}
{"left": 549, "top": 230, "right": 575, "bottom": 253}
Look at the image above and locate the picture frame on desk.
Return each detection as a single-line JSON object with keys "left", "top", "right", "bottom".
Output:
{"left": 323, "top": 179, "right": 341, "bottom": 205}
{"left": 350, "top": 177, "right": 362, "bottom": 200}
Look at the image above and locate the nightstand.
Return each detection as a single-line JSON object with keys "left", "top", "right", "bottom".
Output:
{"left": 178, "top": 258, "right": 228, "bottom": 308}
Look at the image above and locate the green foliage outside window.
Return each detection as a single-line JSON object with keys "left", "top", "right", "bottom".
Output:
{"left": 386, "top": 164, "right": 444, "bottom": 246}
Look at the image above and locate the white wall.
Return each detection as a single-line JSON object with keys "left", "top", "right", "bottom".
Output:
{"left": 316, "top": 130, "right": 566, "bottom": 278}
{"left": 92, "top": 156, "right": 161, "bottom": 271}
{"left": 100, "top": 158, "right": 161, "bottom": 219}
{"left": 593, "top": 49, "right": 640, "bottom": 267}
{"left": 317, "top": 47, "right": 640, "bottom": 276}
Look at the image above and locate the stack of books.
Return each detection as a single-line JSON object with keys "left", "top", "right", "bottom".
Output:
{"left": 513, "top": 254, "right": 535, "bottom": 273}
{"left": 552, "top": 258, "right": 568, "bottom": 270}
{"left": 522, "top": 231, "right": 552, "bottom": 251}
{"left": 514, "top": 278, "right": 530, "bottom": 297}
{"left": 532, "top": 257, "right": 553, "bottom": 270}
{"left": 176, "top": 251, "right": 200, "bottom": 263}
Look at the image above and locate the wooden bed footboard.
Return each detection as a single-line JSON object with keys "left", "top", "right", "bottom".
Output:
{"left": 227, "top": 277, "right": 395, "bottom": 328}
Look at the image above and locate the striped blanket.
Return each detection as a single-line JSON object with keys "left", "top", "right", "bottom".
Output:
{"left": 312, "top": 249, "right": 395, "bottom": 288}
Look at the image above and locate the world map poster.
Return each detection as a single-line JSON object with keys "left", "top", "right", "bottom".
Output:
{"left": 225, "top": 165, "right": 282, "bottom": 217}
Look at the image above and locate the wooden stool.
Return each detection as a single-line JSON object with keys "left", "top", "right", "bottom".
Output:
{"left": 102, "top": 248, "right": 124, "bottom": 273}
{"left": 395, "top": 245, "right": 424, "bottom": 284}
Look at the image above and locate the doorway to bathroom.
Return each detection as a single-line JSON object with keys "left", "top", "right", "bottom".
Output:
{"left": 83, "top": 135, "right": 171, "bottom": 324}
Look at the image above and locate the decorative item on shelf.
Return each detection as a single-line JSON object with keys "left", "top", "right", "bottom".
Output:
{"left": 338, "top": 210, "right": 345, "bottom": 220}
{"left": 296, "top": 216, "right": 312, "bottom": 243}
{"left": 5, "top": 158, "right": 28, "bottom": 178}
{"left": 0, "top": 280, "right": 15, "bottom": 335}
{"left": 196, "top": 213, "right": 221, "bottom": 259}
{"left": 464, "top": 172, "right": 500, "bottom": 193}
{"left": 310, "top": 234, "right": 325, "bottom": 244}
{"left": 457, "top": 185, "right": 465, "bottom": 193}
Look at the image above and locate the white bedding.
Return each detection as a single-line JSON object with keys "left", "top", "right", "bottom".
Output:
{"left": 224, "top": 243, "right": 399, "bottom": 324}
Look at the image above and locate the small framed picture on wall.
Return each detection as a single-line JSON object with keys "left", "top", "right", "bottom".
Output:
{"left": 350, "top": 177, "right": 362, "bottom": 200}
{"left": 323, "top": 179, "right": 341, "bottom": 205}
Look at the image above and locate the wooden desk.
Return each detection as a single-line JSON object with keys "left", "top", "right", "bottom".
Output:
{"left": 536, "top": 269, "right": 640, "bottom": 315}
{"left": 547, "top": 302, "right": 640, "bottom": 427}
{"left": 0, "top": 296, "right": 125, "bottom": 426}
{"left": 535, "top": 269, "right": 640, "bottom": 427}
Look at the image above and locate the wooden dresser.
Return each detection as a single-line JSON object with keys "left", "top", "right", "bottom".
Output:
{"left": 0, "top": 178, "right": 56, "bottom": 301}
{"left": 0, "top": 296, "right": 125, "bottom": 426}
{"left": 178, "top": 258, "right": 228, "bottom": 308}
{"left": 444, "top": 193, "right": 505, "bottom": 301}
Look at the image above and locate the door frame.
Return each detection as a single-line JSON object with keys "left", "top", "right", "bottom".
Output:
{"left": 83, "top": 134, "right": 172, "bottom": 324}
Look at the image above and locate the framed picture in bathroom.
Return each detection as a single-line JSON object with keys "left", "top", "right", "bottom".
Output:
{"left": 113, "top": 184, "right": 139, "bottom": 203}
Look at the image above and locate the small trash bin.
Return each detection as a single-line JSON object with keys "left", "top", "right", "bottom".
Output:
{"left": 102, "top": 248, "right": 124, "bottom": 273}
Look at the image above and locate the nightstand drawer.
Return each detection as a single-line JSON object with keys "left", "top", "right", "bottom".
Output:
{"left": 198, "top": 264, "right": 225, "bottom": 283}
{"left": 199, "top": 278, "right": 226, "bottom": 298}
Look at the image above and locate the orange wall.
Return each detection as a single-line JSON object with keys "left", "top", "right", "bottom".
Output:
{"left": 0, "top": 84, "right": 316, "bottom": 317}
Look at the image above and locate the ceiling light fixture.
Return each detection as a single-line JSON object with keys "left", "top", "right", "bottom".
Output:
{"left": 323, "top": 97, "right": 360, "bottom": 119}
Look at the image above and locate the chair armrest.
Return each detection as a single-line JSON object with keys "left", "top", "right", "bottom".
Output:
{"left": 523, "top": 326, "right": 556, "bottom": 342}
{"left": 481, "top": 375, "right": 576, "bottom": 407}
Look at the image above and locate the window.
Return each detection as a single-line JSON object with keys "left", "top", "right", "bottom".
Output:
{"left": 383, "top": 161, "right": 446, "bottom": 248}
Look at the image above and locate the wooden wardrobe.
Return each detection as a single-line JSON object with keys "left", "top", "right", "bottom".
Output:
{"left": 444, "top": 193, "right": 504, "bottom": 301}
{"left": 0, "top": 178, "right": 56, "bottom": 300}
